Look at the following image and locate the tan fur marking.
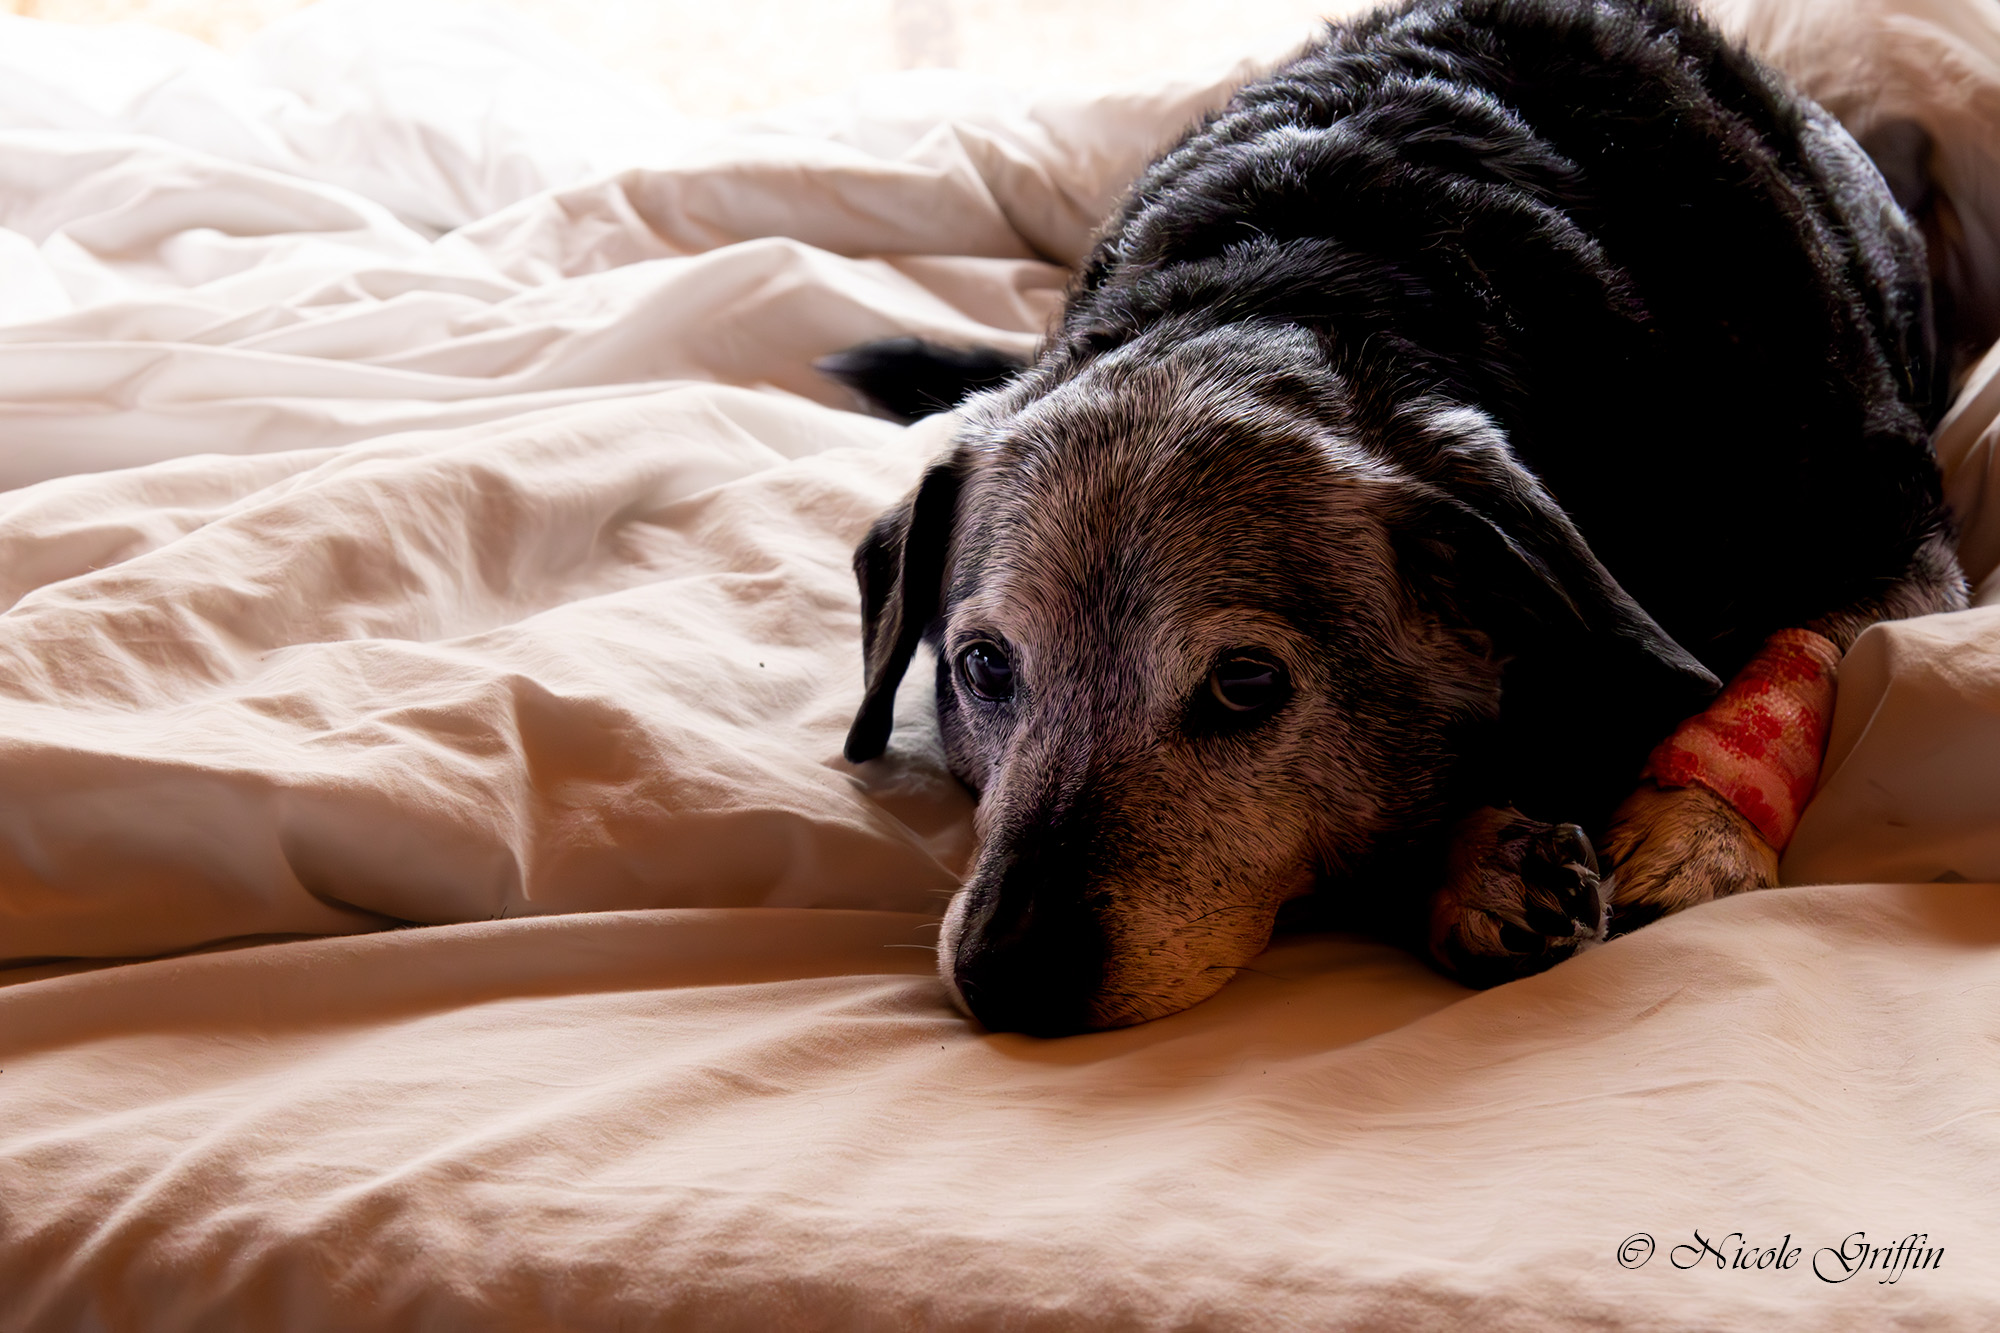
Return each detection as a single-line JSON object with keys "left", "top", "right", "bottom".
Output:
{"left": 1603, "top": 780, "right": 1778, "bottom": 922}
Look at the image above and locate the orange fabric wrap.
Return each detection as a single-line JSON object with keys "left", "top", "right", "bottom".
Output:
{"left": 1641, "top": 628, "right": 1841, "bottom": 850}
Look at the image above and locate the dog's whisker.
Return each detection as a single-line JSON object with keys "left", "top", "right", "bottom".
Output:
{"left": 1202, "top": 964, "right": 1289, "bottom": 981}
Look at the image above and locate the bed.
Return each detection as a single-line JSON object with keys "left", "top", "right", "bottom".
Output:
{"left": 3, "top": 0, "right": 2000, "bottom": 1327}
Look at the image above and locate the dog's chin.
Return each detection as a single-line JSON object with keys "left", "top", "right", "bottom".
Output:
{"left": 1082, "top": 971, "right": 1239, "bottom": 1031}
{"left": 1086, "top": 915, "right": 1277, "bottom": 1029}
{"left": 935, "top": 885, "right": 1277, "bottom": 1034}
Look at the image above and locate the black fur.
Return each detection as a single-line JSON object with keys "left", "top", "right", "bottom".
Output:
{"left": 818, "top": 338, "right": 1026, "bottom": 424}
{"left": 1068, "top": 0, "right": 1946, "bottom": 670}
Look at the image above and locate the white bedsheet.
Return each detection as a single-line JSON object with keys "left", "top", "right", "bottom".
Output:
{"left": 0, "top": 0, "right": 1242, "bottom": 960}
{"left": 2, "top": 2, "right": 2000, "bottom": 1329}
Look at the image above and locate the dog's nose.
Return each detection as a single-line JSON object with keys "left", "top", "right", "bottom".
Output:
{"left": 950, "top": 852, "right": 1104, "bottom": 1036}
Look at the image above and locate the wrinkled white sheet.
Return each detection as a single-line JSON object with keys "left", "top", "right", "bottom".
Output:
{"left": 0, "top": 0, "right": 1277, "bottom": 962}
{"left": 1, "top": 1, "right": 2000, "bottom": 1329}
{"left": 8, "top": 888, "right": 2000, "bottom": 1332}
{"left": 0, "top": 0, "right": 1263, "bottom": 494}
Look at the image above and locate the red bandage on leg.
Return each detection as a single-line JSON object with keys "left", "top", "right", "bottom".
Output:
{"left": 1640, "top": 627, "right": 1841, "bottom": 850}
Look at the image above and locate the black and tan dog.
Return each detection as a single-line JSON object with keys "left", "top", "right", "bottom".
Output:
{"left": 828, "top": 0, "right": 1967, "bottom": 1034}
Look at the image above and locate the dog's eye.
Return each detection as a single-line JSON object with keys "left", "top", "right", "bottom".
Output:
{"left": 959, "top": 641, "right": 1016, "bottom": 703}
{"left": 1209, "top": 655, "right": 1286, "bottom": 714}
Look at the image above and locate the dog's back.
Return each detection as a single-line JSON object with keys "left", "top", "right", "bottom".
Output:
{"left": 1056, "top": 0, "right": 1946, "bottom": 680}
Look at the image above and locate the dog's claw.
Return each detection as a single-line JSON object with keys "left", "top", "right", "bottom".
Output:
{"left": 1523, "top": 900, "right": 1574, "bottom": 935}
{"left": 1429, "top": 810, "right": 1609, "bottom": 988}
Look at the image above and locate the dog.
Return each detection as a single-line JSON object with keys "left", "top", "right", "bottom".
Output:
{"left": 826, "top": 0, "right": 1968, "bottom": 1035}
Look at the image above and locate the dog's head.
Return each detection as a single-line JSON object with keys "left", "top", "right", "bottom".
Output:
{"left": 845, "top": 322, "right": 1712, "bottom": 1034}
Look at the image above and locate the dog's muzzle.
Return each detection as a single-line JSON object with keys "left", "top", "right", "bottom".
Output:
{"left": 937, "top": 845, "right": 1106, "bottom": 1037}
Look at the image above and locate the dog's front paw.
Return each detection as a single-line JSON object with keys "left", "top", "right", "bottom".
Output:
{"left": 1602, "top": 781, "right": 1777, "bottom": 934}
{"left": 1428, "top": 806, "right": 1609, "bottom": 988}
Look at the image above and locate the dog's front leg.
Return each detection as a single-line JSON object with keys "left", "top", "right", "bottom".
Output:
{"left": 1602, "top": 628, "right": 1839, "bottom": 931}
{"left": 1427, "top": 807, "right": 1610, "bottom": 988}
{"left": 1600, "top": 785, "right": 1780, "bottom": 930}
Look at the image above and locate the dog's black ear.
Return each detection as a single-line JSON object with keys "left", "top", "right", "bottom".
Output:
{"left": 1388, "top": 475, "right": 1722, "bottom": 819}
{"left": 843, "top": 454, "right": 966, "bottom": 762}
{"left": 1388, "top": 476, "right": 1721, "bottom": 781}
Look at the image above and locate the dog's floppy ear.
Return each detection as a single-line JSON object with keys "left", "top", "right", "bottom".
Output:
{"left": 1388, "top": 472, "right": 1721, "bottom": 818}
{"left": 843, "top": 453, "right": 966, "bottom": 762}
{"left": 1387, "top": 476, "right": 1720, "bottom": 711}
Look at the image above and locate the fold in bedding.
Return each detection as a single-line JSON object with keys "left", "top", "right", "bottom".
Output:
{"left": 2, "top": 1, "right": 2000, "bottom": 1329}
{"left": 0, "top": 393, "right": 978, "bottom": 960}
